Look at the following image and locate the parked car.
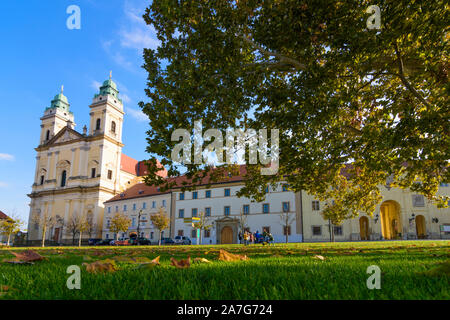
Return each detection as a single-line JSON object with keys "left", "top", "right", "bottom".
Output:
{"left": 128, "top": 237, "right": 152, "bottom": 245}
{"left": 88, "top": 238, "right": 102, "bottom": 246}
{"left": 174, "top": 236, "right": 192, "bottom": 245}
{"left": 111, "top": 237, "right": 131, "bottom": 246}
{"left": 95, "top": 239, "right": 113, "bottom": 246}
{"left": 160, "top": 237, "right": 176, "bottom": 245}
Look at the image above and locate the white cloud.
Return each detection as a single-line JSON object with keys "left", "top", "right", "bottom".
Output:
{"left": 119, "top": 27, "right": 160, "bottom": 51}
{"left": 121, "top": 93, "right": 132, "bottom": 104}
{"left": 91, "top": 80, "right": 102, "bottom": 91}
{"left": 0, "top": 182, "right": 8, "bottom": 188}
{"left": 126, "top": 107, "right": 147, "bottom": 122}
{"left": 0, "top": 153, "right": 14, "bottom": 161}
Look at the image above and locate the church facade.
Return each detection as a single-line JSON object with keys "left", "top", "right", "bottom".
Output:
{"left": 27, "top": 77, "right": 166, "bottom": 245}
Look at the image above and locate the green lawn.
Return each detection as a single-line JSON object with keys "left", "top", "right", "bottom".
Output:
{"left": 0, "top": 241, "right": 449, "bottom": 300}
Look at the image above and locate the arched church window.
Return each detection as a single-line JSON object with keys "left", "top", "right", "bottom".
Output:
{"left": 111, "top": 121, "right": 116, "bottom": 133}
{"left": 96, "top": 119, "right": 101, "bottom": 130}
{"left": 61, "top": 170, "right": 67, "bottom": 187}
{"left": 46, "top": 130, "right": 50, "bottom": 141}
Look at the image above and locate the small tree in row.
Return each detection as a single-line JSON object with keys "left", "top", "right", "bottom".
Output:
{"left": 150, "top": 207, "right": 170, "bottom": 246}
{"left": 0, "top": 212, "right": 24, "bottom": 246}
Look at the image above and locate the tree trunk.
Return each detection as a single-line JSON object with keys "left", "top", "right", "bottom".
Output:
{"left": 7, "top": 233, "right": 11, "bottom": 246}
{"left": 78, "top": 231, "right": 82, "bottom": 247}
{"left": 198, "top": 229, "right": 202, "bottom": 245}
{"left": 42, "top": 226, "right": 46, "bottom": 247}
{"left": 159, "top": 231, "right": 162, "bottom": 246}
{"left": 285, "top": 227, "right": 288, "bottom": 243}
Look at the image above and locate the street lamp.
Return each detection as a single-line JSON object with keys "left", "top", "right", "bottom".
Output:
{"left": 374, "top": 214, "right": 379, "bottom": 224}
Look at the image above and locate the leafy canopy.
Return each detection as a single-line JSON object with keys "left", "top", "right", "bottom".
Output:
{"left": 139, "top": 0, "right": 449, "bottom": 224}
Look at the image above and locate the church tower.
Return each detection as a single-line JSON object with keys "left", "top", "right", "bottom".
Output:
{"left": 39, "top": 86, "right": 75, "bottom": 145}
{"left": 89, "top": 72, "right": 123, "bottom": 143}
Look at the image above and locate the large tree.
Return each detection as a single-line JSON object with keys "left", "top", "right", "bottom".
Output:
{"left": 139, "top": 0, "right": 449, "bottom": 224}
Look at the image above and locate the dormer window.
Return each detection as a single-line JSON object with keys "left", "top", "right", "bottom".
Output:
{"left": 96, "top": 118, "right": 101, "bottom": 130}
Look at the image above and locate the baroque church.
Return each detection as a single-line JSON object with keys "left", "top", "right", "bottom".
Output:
{"left": 27, "top": 76, "right": 167, "bottom": 244}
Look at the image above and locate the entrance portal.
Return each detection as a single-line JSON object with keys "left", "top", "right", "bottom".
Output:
{"left": 415, "top": 215, "right": 426, "bottom": 239}
{"left": 380, "top": 200, "right": 401, "bottom": 240}
{"left": 221, "top": 226, "right": 233, "bottom": 244}
{"left": 359, "top": 216, "right": 369, "bottom": 240}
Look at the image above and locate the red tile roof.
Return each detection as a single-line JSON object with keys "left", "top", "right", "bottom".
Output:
{"left": 0, "top": 210, "right": 11, "bottom": 220}
{"left": 120, "top": 154, "right": 168, "bottom": 178}
{"left": 105, "top": 165, "right": 247, "bottom": 203}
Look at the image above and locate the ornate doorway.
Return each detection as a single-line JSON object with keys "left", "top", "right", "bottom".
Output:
{"left": 359, "top": 216, "right": 369, "bottom": 240}
{"left": 221, "top": 226, "right": 233, "bottom": 244}
{"left": 380, "top": 200, "right": 401, "bottom": 239}
{"left": 415, "top": 215, "right": 426, "bottom": 239}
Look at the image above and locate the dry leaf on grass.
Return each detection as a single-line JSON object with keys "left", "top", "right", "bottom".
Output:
{"left": 0, "top": 285, "right": 13, "bottom": 297}
{"left": 313, "top": 255, "right": 326, "bottom": 261}
{"left": 170, "top": 257, "right": 191, "bottom": 268}
{"left": 193, "top": 257, "right": 211, "bottom": 264}
{"left": 83, "top": 259, "right": 118, "bottom": 273}
{"left": 4, "top": 250, "right": 45, "bottom": 264}
{"left": 218, "top": 249, "right": 249, "bottom": 262}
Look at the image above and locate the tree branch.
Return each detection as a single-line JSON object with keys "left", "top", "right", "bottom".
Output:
{"left": 394, "top": 42, "right": 432, "bottom": 109}
{"left": 241, "top": 35, "right": 307, "bottom": 71}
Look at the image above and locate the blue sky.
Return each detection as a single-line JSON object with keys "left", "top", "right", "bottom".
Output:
{"left": 0, "top": 0, "right": 159, "bottom": 223}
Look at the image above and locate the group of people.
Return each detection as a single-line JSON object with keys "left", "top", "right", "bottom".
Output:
{"left": 239, "top": 229, "right": 274, "bottom": 245}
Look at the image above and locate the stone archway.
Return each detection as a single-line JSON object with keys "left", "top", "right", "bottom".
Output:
{"left": 215, "top": 217, "right": 239, "bottom": 244}
{"left": 380, "top": 200, "right": 401, "bottom": 240}
{"left": 359, "top": 216, "right": 370, "bottom": 240}
{"left": 415, "top": 215, "right": 426, "bottom": 239}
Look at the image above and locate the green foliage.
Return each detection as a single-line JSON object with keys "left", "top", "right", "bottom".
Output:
{"left": 109, "top": 213, "right": 132, "bottom": 239}
{"left": 139, "top": 0, "right": 449, "bottom": 224}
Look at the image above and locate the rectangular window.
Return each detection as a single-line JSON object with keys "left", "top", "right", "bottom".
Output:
{"left": 283, "top": 225, "right": 291, "bottom": 236}
{"left": 439, "top": 183, "right": 449, "bottom": 187}
{"left": 162, "top": 199, "right": 166, "bottom": 207}
{"left": 265, "top": 186, "right": 269, "bottom": 193}
{"left": 334, "top": 226, "right": 343, "bottom": 236}
{"left": 179, "top": 193, "right": 185, "bottom": 200}
{"left": 312, "top": 226, "right": 322, "bottom": 236}
{"left": 91, "top": 168, "right": 96, "bottom": 178}
{"left": 132, "top": 204, "right": 136, "bottom": 211}
{"left": 282, "top": 202, "right": 290, "bottom": 212}
{"left": 312, "top": 200, "right": 320, "bottom": 211}
{"left": 263, "top": 203, "right": 270, "bottom": 214}
{"left": 107, "top": 207, "right": 111, "bottom": 214}
{"left": 178, "top": 209, "right": 184, "bottom": 218}
{"left": 412, "top": 195, "right": 425, "bottom": 207}
{"left": 106, "top": 220, "right": 110, "bottom": 228}
{"left": 191, "top": 229, "right": 197, "bottom": 238}
{"left": 205, "top": 190, "right": 211, "bottom": 198}
{"left": 178, "top": 230, "right": 184, "bottom": 236}
{"left": 115, "top": 206, "right": 118, "bottom": 212}
{"left": 142, "top": 202, "right": 146, "bottom": 209}
{"left": 107, "top": 170, "right": 112, "bottom": 180}
{"left": 192, "top": 208, "right": 198, "bottom": 217}
{"left": 152, "top": 201, "right": 156, "bottom": 208}
{"left": 243, "top": 205, "right": 250, "bottom": 215}
{"left": 224, "top": 206, "right": 230, "bottom": 216}
{"left": 263, "top": 226, "right": 271, "bottom": 234}
{"left": 204, "top": 229, "right": 211, "bottom": 238}
{"left": 40, "top": 175, "right": 45, "bottom": 185}
{"left": 132, "top": 218, "right": 136, "bottom": 227}
{"left": 192, "top": 191, "right": 198, "bottom": 199}
{"left": 123, "top": 205, "right": 127, "bottom": 211}
{"left": 106, "top": 234, "right": 109, "bottom": 239}
{"left": 224, "top": 189, "right": 230, "bottom": 197}
{"left": 205, "top": 207, "right": 211, "bottom": 216}
{"left": 150, "top": 232, "right": 154, "bottom": 239}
